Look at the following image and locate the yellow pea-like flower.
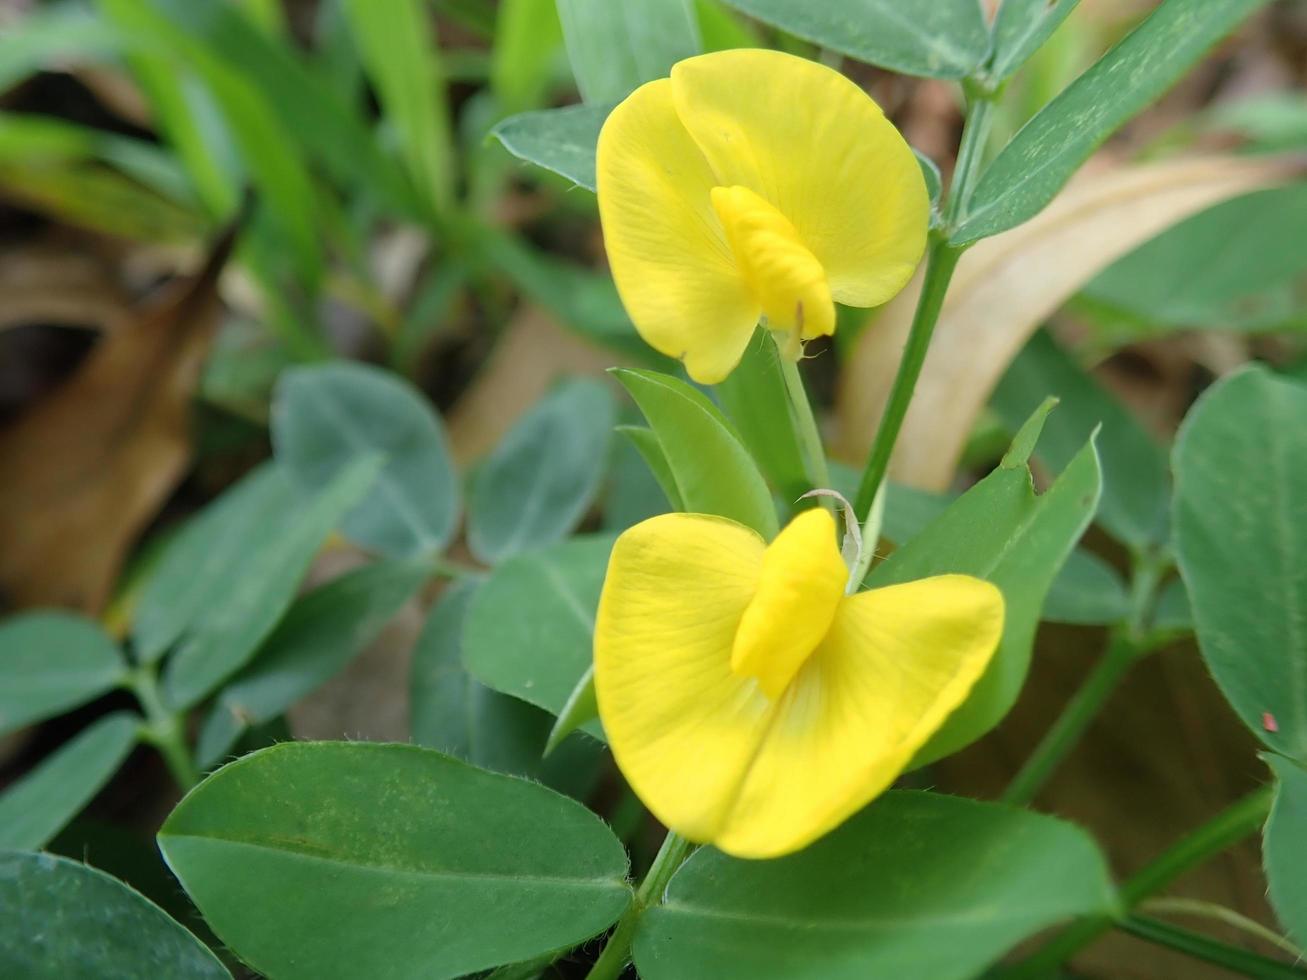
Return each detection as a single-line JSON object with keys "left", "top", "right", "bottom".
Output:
{"left": 596, "top": 49, "right": 929, "bottom": 383}
{"left": 594, "top": 508, "right": 1003, "bottom": 859}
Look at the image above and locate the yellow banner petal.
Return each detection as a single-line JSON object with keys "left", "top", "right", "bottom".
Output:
{"left": 670, "top": 48, "right": 928, "bottom": 308}
{"left": 594, "top": 513, "right": 774, "bottom": 842}
{"left": 596, "top": 79, "right": 760, "bottom": 383}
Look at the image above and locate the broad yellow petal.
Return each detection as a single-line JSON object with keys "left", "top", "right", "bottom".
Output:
{"left": 594, "top": 513, "right": 774, "bottom": 842}
{"left": 671, "top": 49, "right": 928, "bottom": 308}
{"left": 596, "top": 79, "right": 760, "bottom": 384}
{"left": 715, "top": 575, "right": 1004, "bottom": 858}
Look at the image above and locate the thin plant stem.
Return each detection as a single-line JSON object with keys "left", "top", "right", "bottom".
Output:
{"left": 127, "top": 666, "right": 199, "bottom": 791}
{"left": 776, "top": 336, "right": 832, "bottom": 495}
{"left": 585, "top": 831, "right": 695, "bottom": 980}
{"left": 1118, "top": 915, "right": 1307, "bottom": 979}
{"left": 1002, "top": 785, "right": 1275, "bottom": 978}
{"left": 1000, "top": 630, "right": 1138, "bottom": 806}
{"left": 1001, "top": 552, "right": 1169, "bottom": 805}
{"left": 851, "top": 236, "right": 962, "bottom": 524}
{"left": 1141, "top": 898, "right": 1304, "bottom": 959}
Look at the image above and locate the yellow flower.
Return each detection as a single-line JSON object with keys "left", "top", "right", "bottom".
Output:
{"left": 596, "top": 49, "right": 928, "bottom": 384}
{"left": 594, "top": 508, "right": 1003, "bottom": 859}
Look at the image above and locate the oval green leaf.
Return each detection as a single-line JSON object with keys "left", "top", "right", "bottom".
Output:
{"left": 720, "top": 0, "right": 988, "bottom": 79}
{"left": 1174, "top": 367, "right": 1307, "bottom": 760}
{"left": 0, "top": 851, "right": 230, "bottom": 979}
{"left": 872, "top": 405, "right": 1103, "bottom": 764}
{"left": 273, "top": 361, "right": 460, "bottom": 558}
{"left": 462, "top": 534, "right": 613, "bottom": 739}
{"left": 411, "top": 581, "right": 603, "bottom": 799}
{"left": 0, "top": 612, "right": 126, "bottom": 737}
{"left": 0, "top": 712, "right": 138, "bottom": 851}
{"left": 988, "top": 0, "right": 1081, "bottom": 81}
{"left": 955, "top": 0, "right": 1272, "bottom": 242}
{"left": 467, "top": 378, "right": 616, "bottom": 565}
{"left": 157, "top": 457, "right": 380, "bottom": 710}
{"left": 557, "top": 0, "right": 700, "bottom": 105}
{"left": 634, "top": 791, "right": 1116, "bottom": 980}
{"left": 158, "top": 742, "right": 631, "bottom": 979}
{"left": 196, "top": 558, "right": 428, "bottom": 767}
{"left": 613, "top": 368, "right": 778, "bottom": 539}
{"left": 492, "top": 103, "right": 606, "bottom": 191}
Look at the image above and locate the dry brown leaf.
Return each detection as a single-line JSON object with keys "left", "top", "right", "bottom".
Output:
{"left": 836, "top": 154, "right": 1301, "bottom": 489}
{"left": 0, "top": 242, "right": 130, "bottom": 333}
{"left": 0, "top": 227, "right": 237, "bottom": 612}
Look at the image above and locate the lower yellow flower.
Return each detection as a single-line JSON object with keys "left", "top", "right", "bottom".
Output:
{"left": 594, "top": 508, "right": 1003, "bottom": 859}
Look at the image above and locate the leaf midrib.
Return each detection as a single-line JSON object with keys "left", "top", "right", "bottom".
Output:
{"left": 162, "top": 832, "right": 629, "bottom": 891}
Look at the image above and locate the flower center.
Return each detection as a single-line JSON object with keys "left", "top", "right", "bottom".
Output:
{"left": 731, "top": 508, "right": 847, "bottom": 699}
{"left": 710, "top": 185, "right": 835, "bottom": 356}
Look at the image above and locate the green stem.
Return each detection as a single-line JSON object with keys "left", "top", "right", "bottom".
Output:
{"left": 1118, "top": 915, "right": 1307, "bottom": 979}
{"left": 585, "top": 832, "right": 695, "bottom": 980}
{"left": 1000, "top": 552, "right": 1168, "bottom": 806}
{"left": 776, "top": 337, "right": 831, "bottom": 495}
{"left": 944, "top": 91, "right": 995, "bottom": 227}
{"left": 1000, "top": 631, "right": 1138, "bottom": 807}
{"left": 127, "top": 666, "right": 198, "bottom": 791}
{"left": 1003, "top": 785, "right": 1275, "bottom": 978}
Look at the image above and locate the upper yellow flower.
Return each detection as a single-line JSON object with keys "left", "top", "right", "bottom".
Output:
{"left": 596, "top": 49, "right": 929, "bottom": 383}
{"left": 594, "top": 508, "right": 1003, "bottom": 859}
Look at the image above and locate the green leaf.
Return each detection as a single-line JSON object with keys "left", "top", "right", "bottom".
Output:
{"left": 0, "top": 6, "right": 131, "bottom": 93}
{"left": 954, "top": 0, "right": 1273, "bottom": 242}
{"left": 719, "top": 0, "right": 989, "bottom": 79}
{"left": 1082, "top": 185, "right": 1307, "bottom": 332}
{"left": 1173, "top": 367, "right": 1307, "bottom": 761}
{"left": 467, "top": 379, "right": 616, "bottom": 565}
{"left": 103, "top": 0, "right": 324, "bottom": 288}
{"left": 411, "top": 582, "right": 603, "bottom": 799}
{"left": 0, "top": 851, "right": 231, "bottom": 979}
{"left": 463, "top": 535, "right": 612, "bottom": 738}
{"left": 988, "top": 0, "right": 1082, "bottom": 81}
{"left": 133, "top": 0, "right": 418, "bottom": 218}
{"left": 0, "top": 612, "right": 126, "bottom": 737}
{"left": 144, "top": 459, "right": 378, "bottom": 710}
{"left": 342, "top": 0, "right": 454, "bottom": 216}
{"left": 872, "top": 478, "right": 1127, "bottom": 627}
{"left": 634, "top": 791, "right": 1116, "bottom": 980}
{"left": 991, "top": 329, "right": 1169, "bottom": 548}
{"left": 273, "top": 361, "right": 460, "bottom": 558}
{"left": 614, "top": 369, "right": 779, "bottom": 539}
{"left": 713, "top": 329, "right": 809, "bottom": 502}
{"left": 158, "top": 742, "right": 631, "bottom": 979}
{"left": 492, "top": 0, "right": 565, "bottom": 113}
{"left": 196, "top": 559, "right": 428, "bottom": 768}
{"left": 492, "top": 103, "right": 606, "bottom": 191}
{"left": 0, "top": 713, "right": 138, "bottom": 851}
{"left": 556, "top": 0, "right": 700, "bottom": 104}
{"left": 872, "top": 408, "right": 1103, "bottom": 764}
{"left": 616, "top": 426, "right": 685, "bottom": 512}
{"left": 1265, "top": 755, "right": 1307, "bottom": 950}
{"left": 1152, "top": 576, "right": 1193, "bottom": 634}
{"left": 1042, "top": 550, "right": 1130, "bottom": 627}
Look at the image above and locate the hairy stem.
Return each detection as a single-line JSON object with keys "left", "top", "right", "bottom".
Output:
{"left": 777, "top": 337, "right": 832, "bottom": 496}
{"left": 127, "top": 666, "right": 198, "bottom": 791}
{"left": 585, "top": 832, "right": 695, "bottom": 980}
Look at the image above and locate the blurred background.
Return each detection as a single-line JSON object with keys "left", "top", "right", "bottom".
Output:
{"left": 1, "top": 1, "right": 1305, "bottom": 976}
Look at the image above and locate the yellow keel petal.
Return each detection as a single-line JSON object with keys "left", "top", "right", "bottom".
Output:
{"left": 715, "top": 575, "right": 1004, "bottom": 858}
{"left": 670, "top": 49, "right": 928, "bottom": 309}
